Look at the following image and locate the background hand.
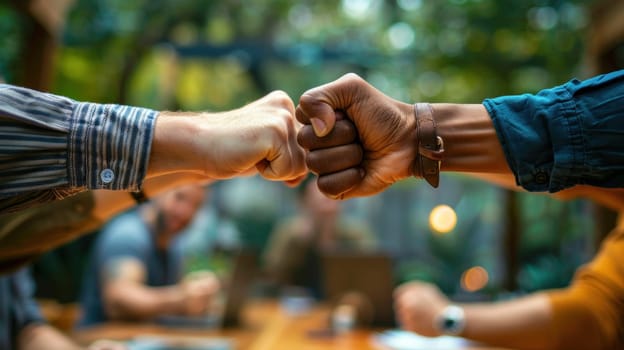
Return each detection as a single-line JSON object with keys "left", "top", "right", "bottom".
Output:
{"left": 394, "top": 281, "right": 450, "bottom": 337}
{"left": 87, "top": 339, "right": 128, "bottom": 350}
{"left": 180, "top": 271, "right": 220, "bottom": 316}
{"left": 296, "top": 73, "right": 417, "bottom": 199}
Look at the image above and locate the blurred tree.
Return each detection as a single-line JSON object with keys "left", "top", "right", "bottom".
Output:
{"left": 0, "top": 0, "right": 596, "bottom": 302}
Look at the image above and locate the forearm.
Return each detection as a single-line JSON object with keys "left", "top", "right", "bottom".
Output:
{"left": 147, "top": 109, "right": 268, "bottom": 180}
{"left": 2, "top": 87, "right": 303, "bottom": 213}
{"left": 104, "top": 282, "right": 185, "bottom": 321}
{"left": 553, "top": 187, "right": 624, "bottom": 212}
{"left": 463, "top": 174, "right": 624, "bottom": 211}
{"left": 147, "top": 112, "right": 202, "bottom": 177}
{"left": 460, "top": 293, "right": 554, "bottom": 350}
{"left": 433, "top": 101, "right": 624, "bottom": 207}
{"left": 432, "top": 103, "right": 511, "bottom": 175}
{"left": 18, "top": 324, "right": 83, "bottom": 350}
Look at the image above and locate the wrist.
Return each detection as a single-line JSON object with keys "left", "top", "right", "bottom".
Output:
{"left": 434, "top": 304, "right": 466, "bottom": 336}
{"left": 411, "top": 103, "right": 445, "bottom": 188}
{"left": 164, "top": 284, "right": 188, "bottom": 315}
{"left": 394, "top": 101, "right": 419, "bottom": 181}
{"left": 432, "top": 104, "right": 510, "bottom": 174}
{"left": 149, "top": 112, "right": 203, "bottom": 176}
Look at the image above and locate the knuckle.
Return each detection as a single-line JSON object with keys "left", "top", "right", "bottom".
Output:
{"left": 295, "top": 106, "right": 309, "bottom": 124}
{"left": 343, "top": 72, "right": 362, "bottom": 83}
{"left": 349, "top": 144, "right": 364, "bottom": 161}
{"left": 271, "top": 90, "right": 294, "bottom": 108}
{"left": 269, "top": 110, "right": 293, "bottom": 134}
{"left": 297, "top": 126, "right": 315, "bottom": 148}
{"left": 296, "top": 128, "right": 308, "bottom": 147}
{"left": 269, "top": 89, "right": 288, "bottom": 100}
{"left": 305, "top": 152, "right": 320, "bottom": 171}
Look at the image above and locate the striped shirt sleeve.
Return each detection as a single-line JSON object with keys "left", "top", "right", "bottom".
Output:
{"left": 0, "top": 84, "right": 158, "bottom": 213}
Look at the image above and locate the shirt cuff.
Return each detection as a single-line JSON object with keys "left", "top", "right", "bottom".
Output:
{"left": 483, "top": 82, "right": 582, "bottom": 192}
{"left": 484, "top": 70, "right": 624, "bottom": 192}
{"left": 68, "top": 102, "right": 158, "bottom": 191}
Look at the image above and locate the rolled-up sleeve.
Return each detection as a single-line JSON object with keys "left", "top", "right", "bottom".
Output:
{"left": 483, "top": 70, "right": 624, "bottom": 192}
{"left": 0, "top": 84, "right": 158, "bottom": 212}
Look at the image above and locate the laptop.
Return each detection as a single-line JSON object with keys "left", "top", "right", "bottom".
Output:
{"left": 155, "top": 249, "right": 258, "bottom": 329}
{"left": 220, "top": 249, "right": 257, "bottom": 328}
{"left": 321, "top": 251, "right": 396, "bottom": 327}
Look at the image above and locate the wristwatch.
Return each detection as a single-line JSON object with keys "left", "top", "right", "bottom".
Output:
{"left": 434, "top": 305, "right": 465, "bottom": 336}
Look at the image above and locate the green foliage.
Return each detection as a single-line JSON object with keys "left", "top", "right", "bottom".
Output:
{"left": 0, "top": 0, "right": 596, "bottom": 301}
{"left": 52, "top": 0, "right": 589, "bottom": 107}
{"left": 0, "top": 6, "right": 24, "bottom": 82}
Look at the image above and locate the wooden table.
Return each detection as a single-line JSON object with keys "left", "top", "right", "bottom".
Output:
{"left": 72, "top": 299, "right": 509, "bottom": 350}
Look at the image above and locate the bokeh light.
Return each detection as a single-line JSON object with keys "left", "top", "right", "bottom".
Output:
{"left": 528, "top": 6, "right": 558, "bottom": 30}
{"left": 341, "top": 0, "right": 378, "bottom": 20}
{"left": 461, "top": 266, "right": 489, "bottom": 292}
{"left": 397, "top": 0, "right": 422, "bottom": 11}
{"left": 429, "top": 204, "right": 457, "bottom": 234}
{"left": 387, "top": 22, "right": 415, "bottom": 50}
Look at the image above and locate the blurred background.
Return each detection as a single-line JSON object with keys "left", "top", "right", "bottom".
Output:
{"left": 1, "top": 0, "right": 621, "bottom": 316}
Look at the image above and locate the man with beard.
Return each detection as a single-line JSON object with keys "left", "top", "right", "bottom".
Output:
{"left": 264, "top": 176, "right": 376, "bottom": 299}
{"left": 78, "top": 184, "right": 219, "bottom": 326}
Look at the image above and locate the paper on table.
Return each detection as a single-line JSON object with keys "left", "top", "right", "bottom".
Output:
{"left": 127, "top": 335, "right": 234, "bottom": 350}
{"left": 371, "top": 330, "right": 479, "bottom": 350}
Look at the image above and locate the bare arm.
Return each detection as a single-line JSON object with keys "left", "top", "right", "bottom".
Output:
{"left": 460, "top": 294, "right": 553, "bottom": 350}
{"left": 433, "top": 103, "right": 510, "bottom": 174}
{"left": 102, "top": 258, "right": 217, "bottom": 321}
{"left": 18, "top": 324, "right": 83, "bottom": 350}
{"left": 148, "top": 92, "right": 305, "bottom": 182}
{"left": 394, "top": 281, "right": 555, "bottom": 350}
{"left": 296, "top": 75, "right": 511, "bottom": 198}
{"left": 18, "top": 324, "right": 127, "bottom": 350}
{"left": 296, "top": 72, "right": 624, "bottom": 199}
{"left": 466, "top": 173, "right": 624, "bottom": 212}
{"left": 102, "top": 258, "right": 185, "bottom": 321}
{"left": 1, "top": 88, "right": 305, "bottom": 214}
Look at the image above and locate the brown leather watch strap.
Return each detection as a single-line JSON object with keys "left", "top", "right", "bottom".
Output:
{"left": 412, "top": 103, "right": 445, "bottom": 188}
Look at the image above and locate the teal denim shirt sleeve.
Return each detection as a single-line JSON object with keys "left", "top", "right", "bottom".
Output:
{"left": 483, "top": 69, "right": 624, "bottom": 192}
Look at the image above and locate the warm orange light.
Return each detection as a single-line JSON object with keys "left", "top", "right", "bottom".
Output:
{"left": 461, "top": 266, "right": 489, "bottom": 292}
{"left": 429, "top": 204, "right": 457, "bottom": 234}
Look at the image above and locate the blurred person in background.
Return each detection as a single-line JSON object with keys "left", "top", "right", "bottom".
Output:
{"left": 394, "top": 186, "right": 624, "bottom": 350}
{"left": 78, "top": 184, "right": 219, "bottom": 326}
{"left": 0, "top": 267, "right": 124, "bottom": 350}
{"left": 263, "top": 175, "right": 376, "bottom": 299}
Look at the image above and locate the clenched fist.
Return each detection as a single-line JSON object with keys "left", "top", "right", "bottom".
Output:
{"left": 296, "top": 73, "right": 417, "bottom": 199}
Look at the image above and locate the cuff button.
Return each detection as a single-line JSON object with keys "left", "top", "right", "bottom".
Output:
{"left": 100, "top": 168, "right": 115, "bottom": 184}
{"left": 534, "top": 171, "right": 549, "bottom": 184}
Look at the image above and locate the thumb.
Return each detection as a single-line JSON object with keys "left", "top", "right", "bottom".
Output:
{"left": 297, "top": 93, "right": 337, "bottom": 137}
{"left": 297, "top": 73, "right": 367, "bottom": 137}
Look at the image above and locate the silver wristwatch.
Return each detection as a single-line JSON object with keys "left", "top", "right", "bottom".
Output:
{"left": 434, "top": 305, "right": 465, "bottom": 336}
